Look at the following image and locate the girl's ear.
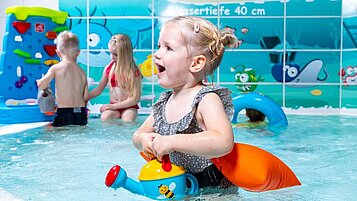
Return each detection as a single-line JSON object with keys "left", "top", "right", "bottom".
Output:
{"left": 189, "top": 55, "right": 206, "bottom": 73}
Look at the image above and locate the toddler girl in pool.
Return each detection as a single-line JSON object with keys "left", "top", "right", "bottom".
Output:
{"left": 132, "top": 16, "right": 238, "bottom": 189}
{"left": 88, "top": 34, "right": 142, "bottom": 122}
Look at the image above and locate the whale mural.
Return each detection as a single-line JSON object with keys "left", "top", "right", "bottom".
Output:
{"left": 116, "top": 9, "right": 156, "bottom": 49}
{"left": 70, "top": 6, "right": 112, "bottom": 67}
{"left": 70, "top": 6, "right": 155, "bottom": 67}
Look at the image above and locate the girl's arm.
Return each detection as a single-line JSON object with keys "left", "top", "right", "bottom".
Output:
{"left": 151, "top": 93, "right": 234, "bottom": 161}
{"left": 88, "top": 66, "right": 109, "bottom": 100}
{"left": 132, "top": 113, "right": 157, "bottom": 158}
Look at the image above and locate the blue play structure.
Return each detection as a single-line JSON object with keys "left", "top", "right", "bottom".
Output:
{"left": 0, "top": 6, "right": 68, "bottom": 124}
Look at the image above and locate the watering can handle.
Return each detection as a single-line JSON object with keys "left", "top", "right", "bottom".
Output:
{"left": 139, "top": 152, "right": 172, "bottom": 172}
{"left": 162, "top": 155, "right": 172, "bottom": 172}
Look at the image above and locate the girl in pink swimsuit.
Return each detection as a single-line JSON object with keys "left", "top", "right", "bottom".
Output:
{"left": 88, "top": 34, "right": 142, "bottom": 122}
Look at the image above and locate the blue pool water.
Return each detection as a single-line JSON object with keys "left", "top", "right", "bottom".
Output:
{"left": 0, "top": 115, "right": 356, "bottom": 201}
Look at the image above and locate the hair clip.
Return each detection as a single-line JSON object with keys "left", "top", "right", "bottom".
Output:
{"left": 194, "top": 21, "right": 200, "bottom": 33}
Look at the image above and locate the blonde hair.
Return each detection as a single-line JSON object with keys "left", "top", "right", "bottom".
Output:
{"left": 164, "top": 16, "right": 238, "bottom": 76}
{"left": 56, "top": 30, "right": 79, "bottom": 56}
{"left": 108, "top": 34, "right": 141, "bottom": 97}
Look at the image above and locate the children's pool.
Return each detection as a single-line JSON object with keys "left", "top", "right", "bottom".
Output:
{"left": 0, "top": 115, "right": 356, "bottom": 201}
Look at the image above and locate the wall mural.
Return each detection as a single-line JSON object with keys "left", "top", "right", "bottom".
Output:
{"left": 58, "top": 0, "right": 357, "bottom": 109}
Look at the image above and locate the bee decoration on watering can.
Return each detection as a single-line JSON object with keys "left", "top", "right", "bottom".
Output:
{"left": 157, "top": 182, "right": 176, "bottom": 199}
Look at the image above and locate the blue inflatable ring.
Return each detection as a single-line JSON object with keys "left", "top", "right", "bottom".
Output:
{"left": 231, "top": 92, "right": 288, "bottom": 127}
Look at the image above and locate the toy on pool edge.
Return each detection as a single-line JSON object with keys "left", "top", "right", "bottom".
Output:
{"left": 231, "top": 92, "right": 288, "bottom": 127}
{"left": 105, "top": 155, "right": 199, "bottom": 200}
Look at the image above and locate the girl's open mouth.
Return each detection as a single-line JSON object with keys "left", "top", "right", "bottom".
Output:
{"left": 157, "top": 65, "right": 166, "bottom": 73}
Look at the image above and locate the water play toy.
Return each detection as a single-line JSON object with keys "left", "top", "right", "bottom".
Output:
{"left": 105, "top": 155, "right": 199, "bottom": 200}
{"left": 118, "top": 92, "right": 296, "bottom": 193}
{"left": 231, "top": 92, "right": 288, "bottom": 127}
{"left": 138, "top": 144, "right": 300, "bottom": 193}
{"left": 37, "top": 88, "right": 56, "bottom": 115}
{"left": 212, "top": 143, "right": 301, "bottom": 192}
{"left": 0, "top": 6, "right": 68, "bottom": 124}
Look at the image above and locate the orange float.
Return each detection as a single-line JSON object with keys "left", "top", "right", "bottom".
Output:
{"left": 212, "top": 143, "right": 301, "bottom": 192}
{"left": 140, "top": 143, "right": 300, "bottom": 192}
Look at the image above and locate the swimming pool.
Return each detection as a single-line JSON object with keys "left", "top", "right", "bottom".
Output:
{"left": 0, "top": 115, "right": 356, "bottom": 201}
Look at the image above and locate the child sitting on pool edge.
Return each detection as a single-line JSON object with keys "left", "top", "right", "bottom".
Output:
{"left": 37, "top": 31, "right": 88, "bottom": 127}
{"left": 132, "top": 16, "right": 239, "bottom": 190}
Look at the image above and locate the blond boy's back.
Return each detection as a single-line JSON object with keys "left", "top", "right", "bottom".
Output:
{"left": 36, "top": 30, "right": 88, "bottom": 127}
{"left": 53, "top": 61, "right": 87, "bottom": 108}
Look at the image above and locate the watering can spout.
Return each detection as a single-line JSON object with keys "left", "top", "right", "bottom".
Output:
{"left": 105, "top": 165, "right": 145, "bottom": 196}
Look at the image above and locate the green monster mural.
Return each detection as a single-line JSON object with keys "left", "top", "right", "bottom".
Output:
{"left": 231, "top": 65, "right": 264, "bottom": 92}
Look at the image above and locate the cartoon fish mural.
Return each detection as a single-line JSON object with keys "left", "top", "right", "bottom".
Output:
{"left": 221, "top": 25, "right": 245, "bottom": 48}
{"left": 233, "top": 66, "right": 264, "bottom": 92}
{"left": 241, "top": 27, "right": 249, "bottom": 34}
{"left": 223, "top": 26, "right": 236, "bottom": 34}
{"left": 271, "top": 59, "right": 328, "bottom": 88}
{"left": 339, "top": 65, "right": 357, "bottom": 86}
{"left": 139, "top": 54, "right": 158, "bottom": 78}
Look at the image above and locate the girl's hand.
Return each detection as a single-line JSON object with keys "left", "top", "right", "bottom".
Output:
{"left": 100, "top": 105, "right": 108, "bottom": 113}
{"left": 152, "top": 135, "right": 173, "bottom": 161}
{"left": 100, "top": 104, "right": 112, "bottom": 112}
{"left": 140, "top": 132, "right": 157, "bottom": 159}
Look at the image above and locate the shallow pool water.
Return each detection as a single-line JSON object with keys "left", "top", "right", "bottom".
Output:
{"left": 0, "top": 115, "right": 356, "bottom": 201}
